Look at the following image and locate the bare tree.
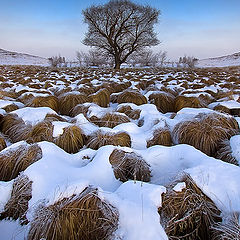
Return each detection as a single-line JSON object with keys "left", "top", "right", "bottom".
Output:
{"left": 48, "top": 55, "right": 62, "bottom": 68}
{"left": 82, "top": 0, "right": 160, "bottom": 69}
{"left": 158, "top": 51, "right": 167, "bottom": 67}
{"left": 76, "top": 51, "right": 85, "bottom": 67}
{"left": 179, "top": 55, "right": 198, "bottom": 68}
{"left": 127, "top": 49, "right": 167, "bottom": 67}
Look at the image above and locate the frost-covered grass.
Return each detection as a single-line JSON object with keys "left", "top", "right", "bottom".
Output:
{"left": 0, "top": 65, "right": 240, "bottom": 239}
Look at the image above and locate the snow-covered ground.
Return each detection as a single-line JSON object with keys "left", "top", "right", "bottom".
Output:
{"left": 196, "top": 52, "right": 240, "bottom": 68}
{"left": 0, "top": 48, "right": 50, "bottom": 66}
{"left": 0, "top": 66, "right": 240, "bottom": 239}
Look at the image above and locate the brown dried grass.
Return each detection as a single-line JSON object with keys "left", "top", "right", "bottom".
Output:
{"left": 213, "top": 104, "right": 231, "bottom": 114}
{"left": 0, "top": 174, "right": 32, "bottom": 225}
{"left": 172, "top": 113, "right": 239, "bottom": 156}
{"left": 92, "top": 113, "right": 130, "bottom": 128}
{"left": 147, "top": 127, "right": 172, "bottom": 147}
{"left": 159, "top": 175, "right": 221, "bottom": 240}
{"left": 89, "top": 88, "right": 110, "bottom": 108}
{"left": 117, "top": 90, "right": 147, "bottom": 106}
{"left": 28, "top": 187, "right": 119, "bottom": 240}
{"left": 175, "top": 95, "right": 206, "bottom": 112}
{"left": 117, "top": 105, "right": 141, "bottom": 120}
{"left": 149, "top": 92, "right": 175, "bottom": 113}
{"left": 87, "top": 130, "right": 131, "bottom": 150}
{"left": 54, "top": 125, "right": 84, "bottom": 153}
{"left": 0, "top": 133, "right": 7, "bottom": 151}
{"left": 59, "top": 93, "right": 89, "bottom": 115}
{"left": 109, "top": 149, "right": 151, "bottom": 182}
{"left": 28, "top": 120, "right": 54, "bottom": 143}
{"left": 2, "top": 103, "right": 19, "bottom": 113}
{"left": 70, "top": 104, "right": 89, "bottom": 117}
{"left": 212, "top": 213, "right": 240, "bottom": 240}
{"left": 1, "top": 114, "right": 32, "bottom": 142}
{"left": 44, "top": 113, "right": 67, "bottom": 122}
{"left": 0, "top": 143, "right": 42, "bottom": 181}
{"left": 215, "top": 140, "right": 239, "bottom": 166}
{"left": 27, "top": 95, "right": 59, "bottom": 112}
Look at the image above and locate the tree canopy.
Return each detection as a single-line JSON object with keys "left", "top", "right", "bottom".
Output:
{"left": 82, "top": 0, "right": 160, "bottom": 69}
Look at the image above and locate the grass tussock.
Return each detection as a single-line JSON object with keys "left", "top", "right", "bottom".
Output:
{"left": 44, "top": 113, "right": 67, "bottom": 122}
{"left": 54, "top": 125, "right": 84, "bottom": 153}
{"left": 147, "top": 127, "right": 172, "bottom": 147}
{"left": 28, "top": 187, "right": 119, "bottom": 240}
{"left": 149, "top": 92, "right": 175, "bottom": 113}
{"left": 172, "top": 113, "right": 239, "bottom": 156}
{"left": 27, "top": 95, "right": 59, "bottom": 112}
{"left": 0, "top": 143, "right": 42, "bottom": 181}
{"left": 175, "top": 95, "right": 206, "bottom": 112}
{"left": 117, "top": 90, "right": 147, "bottom": 106}
{"left": 109, "top": 149, "right": 151, "bottom": 182}
{"left": 28, "top": 120, "right": 54, "bottom": 143}
{"left": 212, "top": 213, "right": 240, "bottom": 240}
{"left": 215, "top": 140, "right": 239, "bottom": 166}
{"left": 59, "top": 93, "right": 89, "bottom": 115}
{"left": 70, "top": 104, "right": 89, "bottom": 117}
{"left": 1, "top": 113, "right": 32, "bottom": 142}
{"left": 93, "top": 112, "right": 130, "bottom": 128}
{"left": 87, "top": 130, "right": 131, "bottom": 150}
{"left": 117, "top": 105, "right": 141, "bottom": 120}
{"left": 2, "top": 103, "right": 19, "bottom": 113}
{"left": 159, "top": 175, "right": 222, "bottom": 240}
{"left": 0, "top": 174, "right": 32, "bottom": 225}
{"left": 89, "top": 88, "right": 110, "bottom": 108}
{"left": 0, "top": 133, "right": 7, "bottom": 151}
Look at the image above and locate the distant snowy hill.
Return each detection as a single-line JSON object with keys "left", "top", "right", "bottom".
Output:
{"left": 0, "top": 48, "right": 50, "bottom": 66}
{"left": 196, "top": 52, "right": 240, "bottom": 68}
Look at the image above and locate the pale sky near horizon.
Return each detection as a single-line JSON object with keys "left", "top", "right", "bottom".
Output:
{"left": 0, "top": 0, "right": 239, "bottom": 61}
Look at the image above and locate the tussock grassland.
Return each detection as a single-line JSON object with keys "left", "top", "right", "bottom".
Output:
{"left": 0, "top": 65, "right": 240, "bottom": 239}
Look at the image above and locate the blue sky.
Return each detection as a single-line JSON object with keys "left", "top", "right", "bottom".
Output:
{"left": 0, "top": 0, "right": 239, "bottom": 60}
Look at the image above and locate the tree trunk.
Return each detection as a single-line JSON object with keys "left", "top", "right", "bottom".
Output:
{"left": 114, "top": 62, "right": 121, "bottom": 69}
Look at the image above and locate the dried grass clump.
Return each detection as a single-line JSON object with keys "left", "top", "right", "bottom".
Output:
{"left": 87, "top": 130, "right": 131, "bottom": 150}
{"left": 109, "top": 149, "right": 151, "bottom": 182}
{"left": 93, "top": 113, "right": 130, "bottom": 128}
{"left": 117, "top": 90, "right": 147, "bottom": 106}
{"left": 54, "top": 125, "right": 84, "bottom": 153}
{"left": 212, "top": 213, "right": 240, "bottom": 240}
{"left": 213, "top": 104, "right": 231, "bottom": 114}
{"left": 215, "top": 140, "right": 239, "bottom": 166}
{"left": 174, "top": 95, "right": 206, "bottom": 112}
{"left": 147, "top": 127, "right": 172, "bottom": 147}
{"left": 149, "top": 92, "right": 175, "bottom": 113}
{"left": 0, "top": 133, "right": 7, "bottom": 151}
{"left": 117, "top": 105, "right": 141, "bottom": 120}
{"left": 59, "top": 93, "right": 89, "bottom": 115}
{"left": 18, "top": 93, "right": 35, "bottom": 105}
{"left": 159, "top": 175, "right": 221, "bottom": 240}
{"left": 0, "top": 174, "right": 32, "bottom": 225}
{"left": 0, "top": 143, "right": 42, "bottom": 181}
{"left": 44, "top": 113, "right": 67, "bottom": 122}
{"left": 172, "top": 113, "right": 239, "bottom": 156}
{"left": 70, "top": 104, "right": 90, "bottom": 117}
{"left": 28, "top": 187, "right": 119, "bottom": 240}
{"left": 28, "top": 120, "right": 54, "bottom": 143}
{"left": 89, "top": 88, "right": 110, "bottom": 108}
{"left": 2, "top": 103, "right": 19, "bottom": 112}
{"left": 27, "top": 95, "right": 59, "bottom": 112}
{"left": 1, "top": 113, "right": 31, "bottom": 142}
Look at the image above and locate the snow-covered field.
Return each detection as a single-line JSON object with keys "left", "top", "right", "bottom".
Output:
{"left": 0, "top": 49, "right": 50, "bottom": 66}
{"left": 0, "top": 65, "right": 240, "bottom": 239}
{"left": 196, "top": 52, "right": 240, "bottom": 68}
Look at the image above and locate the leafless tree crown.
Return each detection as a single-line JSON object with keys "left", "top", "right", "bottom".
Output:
{"left": 83, "top": 0, "right": 160, "bottom": 69}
